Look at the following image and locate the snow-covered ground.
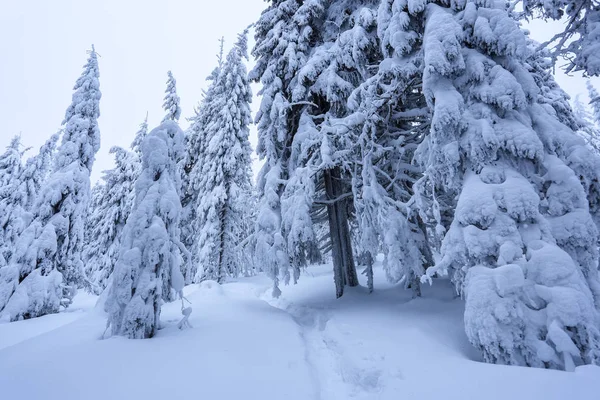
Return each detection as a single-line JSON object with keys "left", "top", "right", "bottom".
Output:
{"left": 0, "top": 262, "right": 598, "bottom": 400}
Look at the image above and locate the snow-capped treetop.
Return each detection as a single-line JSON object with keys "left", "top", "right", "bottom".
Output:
{"left": 587, "top": 80, "right": 600, "bottom": 126}
{"left": 59, "top": 45, "right": 101, "bottom": 171}
{"left": 162, "top": 71, "right": 181, "bottom": 122}
{"left": 573, "top": 94, "right": 600, "bottom": 153}
{"left": 0, "top": 136, "right": 24, "bottom": 193}
{"left": 207, "top": 36, "right": 226, "bottom": 84}
{"left": 521, "top": 0, "right": 600, "bottom": 76}
{"left": 131, "top": 113, "right": 149, "bottom": 155}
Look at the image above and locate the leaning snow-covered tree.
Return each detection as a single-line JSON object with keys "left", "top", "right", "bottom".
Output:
{"left": 162, "top": 70, "right": 182, "bottom": 123}
{"left": 192, "top": 29, "right": 254, "bottom": 283}
{"left": 399, "top": 1, "right": 600, "bottom": 369}
{"left": 82, "top": 146, "right": 138, "bottom": 294}
{"left": 104, "top": 121, "right": 186, "bottom": 339}
{"left": 0, "top": 46, "right": 101, "bottom": 321}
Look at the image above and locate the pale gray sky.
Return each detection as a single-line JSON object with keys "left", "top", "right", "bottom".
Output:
{"left": 0, "top": 1, "right": 598, "bottom": 184}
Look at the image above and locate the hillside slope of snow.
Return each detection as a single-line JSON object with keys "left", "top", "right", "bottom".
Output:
{"left": 0, "top": 262, "right": 598, "bottom": 400}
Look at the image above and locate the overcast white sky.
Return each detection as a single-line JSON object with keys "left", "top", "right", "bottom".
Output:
{"left": 0, "top": 1, "right": 598, "bottom": 184}
{"left": 0, "top": 0, "right": 265, "bottom": 183}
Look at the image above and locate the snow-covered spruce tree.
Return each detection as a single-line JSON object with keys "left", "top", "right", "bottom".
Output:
{"left": 18, "top": 132, "right": 60, "bottom": 212}
{"left": 180, "top": 39, "right": 226, "bottom": 283}
{"left": 104, "top": 121, "right": 186, "bottom": 339}
{"left": 192, "top": 30, "right": 254, "bottom": 283}
{"left": 162, "top": 71, "right": 182, "bottom": 123}
{"left": 0, "top": 46, "right": 101, "bottom": 321}
{"left": 0, "top": 136, "right": 25, "bottom": 266}
{"left": 1, "top": 132, "right": 61, "bottom": 268}
{"left": 252, "top": 0, "right": 384, "bottom": 298}
{"left": 404, "top": 1, "right": 600, "bottom": 369}
{"left": 520, "top": 0, "right": 600, "bottom": 76}
{"left": 1, "top": 132, "right": 62, "bottom": 268}
{"left": 82, "top": 147, "right": 138, "bottom": 294}
{"left": 588, "top": 80, "right": 600, "bottom": 126}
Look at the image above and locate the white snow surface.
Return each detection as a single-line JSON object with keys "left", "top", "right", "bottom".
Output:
{"left": 0, "top": 262, "right": 598, "bottom": 400}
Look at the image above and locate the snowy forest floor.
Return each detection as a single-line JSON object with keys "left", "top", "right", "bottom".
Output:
{"left": 0, "top": 261, "right": 599, "bottom": 399}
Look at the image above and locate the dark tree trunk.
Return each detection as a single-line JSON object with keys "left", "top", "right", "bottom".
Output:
{"left": 324, "top": 167, "right": 357, "bottom": 298}
{"left": 324, "top": 168, "right": 345, "bottom": 298}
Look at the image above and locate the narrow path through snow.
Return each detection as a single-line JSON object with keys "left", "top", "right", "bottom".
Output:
{"left": 260, "top": 287, "right": 390, "bottom": 400}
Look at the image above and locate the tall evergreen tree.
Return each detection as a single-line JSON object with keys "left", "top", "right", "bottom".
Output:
{"left": 162, "top": 71, "right": 181, "bottom": 122}
{"left": 192, "top": 30, "right": 254, "bottom": 283}
{"left": 104, "top": 121, "right": 186, "bottom": 339}
{"left": 0, "top": 46, "right": 101, "bottom": 321}
{"left": 180, "top": 39, "right": 226, "bottom": 283}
